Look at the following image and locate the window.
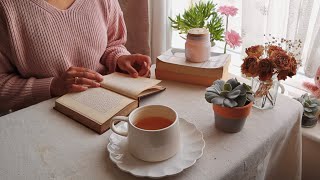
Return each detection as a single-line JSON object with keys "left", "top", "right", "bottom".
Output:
{"left": 170, "top": 0, "right": 317, "bottom": 97}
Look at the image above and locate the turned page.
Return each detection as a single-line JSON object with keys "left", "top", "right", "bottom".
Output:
{"left": 100, "top": 72, "right": 162, "bottom": 99}
{"left": 55, "top": 88, "right": 135, "bottom": 125}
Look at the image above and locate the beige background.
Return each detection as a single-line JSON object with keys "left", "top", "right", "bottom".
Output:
{"left": 119, "top": 0, "right": 150, "bottom": 56}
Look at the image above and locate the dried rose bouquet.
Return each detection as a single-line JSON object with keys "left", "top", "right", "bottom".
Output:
{"left": 241, "top": 36, "right": 301, "bottom": 108}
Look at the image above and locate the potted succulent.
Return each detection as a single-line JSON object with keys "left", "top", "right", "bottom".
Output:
{"left": 205, "top": 78, "right": 254, "bottom": 133}
{"left": 294, "top": 93, "right": 319, "bottom": 128}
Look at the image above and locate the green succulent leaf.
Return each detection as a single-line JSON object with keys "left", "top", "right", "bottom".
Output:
{"left": 304, "top": 107, "right": 313, "bottom": 113}
{"left": 211, "top": 97, "right": 225, "bottom": 105}
{"left": 207, "top": 83, "right": 223, "bottom": 94}
{"left": 233, "top": 85, "right": 246, "bottom": 95}
{"left": 213, "top": 84, "right": 222, "bottom": 92}
{"left": 311, "top": 107, "right": 318, "bottom": 112}
{"left": 220, "top": 91, "right": 229, "bottom": 97}
{"left": 247, "top": 94, "right": 254, "bottom": 102}
{"left": 214, "top": 80, "right": 225, "bottom": 88}
{"left": 224, "top": 83, "right": 232, "bottom": 91}
{"left": 247, "top": 91, "right": 253, "bottom": 95}
{"left": 304, "top": 102, "right": 312, "bottom": 108}
{"left": 306, "top": 99, "right": 312, "bottom": 105}
{"left": 308, "top": 103, "right": 318, "bottom": 108}
{"left": 243, "top": 83, "right": 252, "bottom": 91}
{"left": 304, "top": 112, "right": 316, "bottom": 119}
{"left": 227, "top": 89, "right": 241, "bottom": 99}
{"left": 226, "top": 78, "right": 240, "bottom": 89}
{"left": 223, "top": 98, "right": 238, "bottom": 107}
{"left": 236, "top": 95, "right": 247, "bottom": 107}
{"left": 206, "top": 87, "right": 217, "bottom": 93}
{"left": 205, "top": 91, "right": 219, "bottom": 103}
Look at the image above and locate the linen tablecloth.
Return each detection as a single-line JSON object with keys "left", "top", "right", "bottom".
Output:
{"left": 0, "top": 80, "right": 302, "bottom": 180}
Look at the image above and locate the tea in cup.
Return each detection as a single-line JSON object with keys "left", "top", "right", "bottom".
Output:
{"left": 110, "top": 105, "right": 180, "bottom": 162}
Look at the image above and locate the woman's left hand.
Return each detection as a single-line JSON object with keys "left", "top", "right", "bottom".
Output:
{"left": 117, "top": 54, "right": 151, "bottom": 78}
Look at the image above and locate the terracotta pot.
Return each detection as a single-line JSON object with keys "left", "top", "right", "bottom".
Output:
{"left": 302, "top": 115, "right": 317, "bottom": 128}
{"left": 213, "top": 102, "right": 253, "bottom": 133}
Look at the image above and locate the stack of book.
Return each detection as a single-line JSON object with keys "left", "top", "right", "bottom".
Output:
{"left": 155, "top": 48, "right": 231, "bottom": 86}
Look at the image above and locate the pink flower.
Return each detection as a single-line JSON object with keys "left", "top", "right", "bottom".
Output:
{"left": 225, "top": 30, "right": 242, "bottom": 48}
{"left": 218, "top": 6, "right": 238, "bottom": 16}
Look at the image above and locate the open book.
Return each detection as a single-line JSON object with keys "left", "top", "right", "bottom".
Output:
{"left": 54, "top": 72, "right": 165, "bottom": 134}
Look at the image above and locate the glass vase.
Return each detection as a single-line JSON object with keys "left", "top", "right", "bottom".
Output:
{"left": 251, "top": 77, "right": 282, "bottom": 109}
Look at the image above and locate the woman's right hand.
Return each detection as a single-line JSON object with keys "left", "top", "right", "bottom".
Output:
{"left": 50, "top": 67, "right": 104, "bottom": 97}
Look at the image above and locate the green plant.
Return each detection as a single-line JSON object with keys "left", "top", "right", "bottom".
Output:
{"left": 169, "top": 0, "right": 224, "bottom": 43}
{"left": 205, "top": 78, "right": 254, "bottom": 108}
{"left": 294, "top": 93, "right": 319, "bottom": 119}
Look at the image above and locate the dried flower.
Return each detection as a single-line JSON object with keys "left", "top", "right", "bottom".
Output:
{"left": 272, "top": 51, "right": 291, "bottom": 71}
{"left": 289, "top": 56, "right": 298, "bottom": 77}
{"left": 268, "top": 45, "right": 285, "bottom": 58}
{"left": 218, "top": 6, "right": 238, "bottom": 16}
{"left": 258, "top": 58, "right": 275, "bottom": 81}
{"left": 241, "top": 56, "right": 259, "bottom": 77}
{"left": 245, "top": 45, "right": 264, "bottom": 58}
{"left": 277, "top": 70, "right": 290, "bottom": 80}
{"left": 242, "top": 36, "right": 300, "bottom": 82}
{"left": 244, "top": 35, "right": 301, "bottom": 108}
{"left": 225, "top": 30, "right": 242, "bottom": 49}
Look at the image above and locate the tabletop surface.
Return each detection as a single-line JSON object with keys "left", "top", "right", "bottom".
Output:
{"left": 0, "top": 76, "right": 303, "bottom": 180}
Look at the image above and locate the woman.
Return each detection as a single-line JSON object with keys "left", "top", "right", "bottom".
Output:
{"left": 0, "top": 0, "right": 151, "bottom": 112}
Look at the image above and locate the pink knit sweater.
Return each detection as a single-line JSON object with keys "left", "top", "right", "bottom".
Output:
{"left": 0, "top": 0, "right": 130, "bottom": 112}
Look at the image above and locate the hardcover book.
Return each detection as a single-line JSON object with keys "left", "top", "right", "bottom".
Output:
{"left": 156, "top": 48, "right": 230, "bottom": 86}
{"left": 54, "top": 72, "right": 165, "bottom": 134}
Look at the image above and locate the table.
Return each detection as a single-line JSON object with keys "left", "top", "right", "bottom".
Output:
{"left": 0, "top": 78, "right": 303, "bottom": 180}
{"left": 302, "top": 123, "right": 320, "bottom": 179}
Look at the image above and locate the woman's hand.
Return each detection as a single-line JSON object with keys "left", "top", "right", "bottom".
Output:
{"left": 50, "top": 67, "right": 103, "bottom": 97}
{"left": 117, "top": 54, "right": 151, "bottom": 78}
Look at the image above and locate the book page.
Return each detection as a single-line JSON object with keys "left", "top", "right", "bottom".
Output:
{"left": 100, "top": 72, "right": 161, "bottom": 99}
{"left": 157, "top": 48, "right": 230, "bottom": 68}
{"left": 56, "top": 88, "right": 135, "bottom": 125}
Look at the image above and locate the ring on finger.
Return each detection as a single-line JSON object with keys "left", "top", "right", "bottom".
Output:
{"left": 74, "top": 77, "right": 79, "bottom": 84}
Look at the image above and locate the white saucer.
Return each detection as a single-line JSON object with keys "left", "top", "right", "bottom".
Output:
{"left": 107, "top": 118, "right": 205, "bottom": 178}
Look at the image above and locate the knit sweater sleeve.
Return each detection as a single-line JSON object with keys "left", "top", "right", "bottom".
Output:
{"left": 103, "top": 0, "right": 130, "bottom": 73}
{"left": 0, "top": 9, "right": 53, "bottom": 112}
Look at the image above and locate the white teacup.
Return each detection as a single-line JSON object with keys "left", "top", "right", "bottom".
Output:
{"left": 110, "top": 105, "right": 180, "bottom": 162}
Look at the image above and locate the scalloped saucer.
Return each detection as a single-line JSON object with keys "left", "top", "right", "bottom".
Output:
{"left": 107, "top": 118, "right": 205, "bottom": 178}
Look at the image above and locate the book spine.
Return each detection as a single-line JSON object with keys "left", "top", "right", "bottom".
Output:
{"left": 156, "top": 59, "right": 224, "bottom": 78}
{"left": 155, "top": 69, "right": 219, "bottom": 86}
